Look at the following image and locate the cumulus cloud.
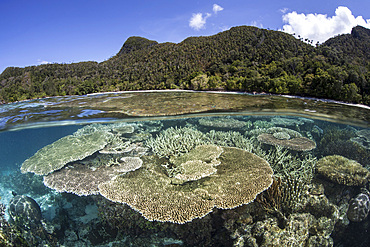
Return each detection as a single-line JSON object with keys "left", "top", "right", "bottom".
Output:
{"left": 189, "top": 4, "right": 223, "bottom": 31}
{"left": 189, "top": 13, "right": 211, "bottom": 30}
{"left": 282, "top": 6, "right": 370, "bottom": 43}
{"left": 213, "top": 4, "right": 224, "bottom": 14}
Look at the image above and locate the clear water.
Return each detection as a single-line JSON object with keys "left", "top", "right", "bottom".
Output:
{"left": 0, "top": 91, "right": 369, "bottom": 246}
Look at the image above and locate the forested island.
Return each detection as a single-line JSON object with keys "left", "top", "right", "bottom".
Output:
{"left": 0, "top": 25, "right": 369, "bottom": 105}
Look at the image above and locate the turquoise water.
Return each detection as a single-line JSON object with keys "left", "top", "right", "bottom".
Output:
{"left": 0, "top": 91, "right": 369, "bottom": 246}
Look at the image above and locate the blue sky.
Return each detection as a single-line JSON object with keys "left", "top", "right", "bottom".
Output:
{"left": 1, "top": 0, "right": 369, "bottom": 73}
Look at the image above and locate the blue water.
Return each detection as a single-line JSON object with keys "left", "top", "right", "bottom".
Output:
{"left": 0, "top": 125, "right": 80, "bottom": 172}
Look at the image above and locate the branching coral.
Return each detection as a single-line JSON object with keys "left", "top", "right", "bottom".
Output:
{"left": 257, "top": 146, "right": 316, "bottom": 183}
{"left": 145, "top": 127, "right": 207, "bottom": 158}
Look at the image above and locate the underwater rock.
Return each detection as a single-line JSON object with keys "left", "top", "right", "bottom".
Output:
{"left": 99, "top": 147, "right": 273, "bottom": 224}
{"left": 316, "top": 155, "right": 370, "bottom": 186}
{"left": 8, "top": 195, "right": 42, "bottom": 229}
{"left": 257, "top": 127, "right": 316, "bottom": 151}
{"left": 21, "top": 127, "right": 113, "bottom": 175}
{"left": 347, "top": 189, "right": 370, "bottom": 222}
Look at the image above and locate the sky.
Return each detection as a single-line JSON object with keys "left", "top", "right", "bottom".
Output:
{"left": 1, "top": 0, "right": 369, "bottom": 73}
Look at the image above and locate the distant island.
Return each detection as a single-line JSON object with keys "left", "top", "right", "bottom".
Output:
{"left": 0, "top": 25, "right": 369, "bottom": 105}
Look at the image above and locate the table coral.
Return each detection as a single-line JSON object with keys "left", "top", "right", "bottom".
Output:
{"left": 43, "top": 156, "right": 143, "bottom": 196}
{"left": 99, "top": 147, "right": 273, "bottom": 224}
{"left": 21, "top": 129, "right": 113, "bottom": 175}
{"left": 257, "top": 127, "right": 316, "bottom": 151}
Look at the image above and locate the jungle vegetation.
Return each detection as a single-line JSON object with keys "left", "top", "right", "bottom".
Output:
{"left": 0, "top": 25, "right": 369, "bottom": 105}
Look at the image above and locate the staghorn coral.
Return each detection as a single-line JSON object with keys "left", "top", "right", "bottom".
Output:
{"left": 145, "top": 126, "right": 207, "bottom": 158}
{"left": 43, "top": 156, "right": 143, "bottom": 196}
{"left": 257, "top": 127, "right": 316, "bottom": 151}
{"left": 257, "top": 146, "right": 316, "bottom": 183}
{"left": 347, "top": 188, "right": 370, "bottom": 222}
{"left": 99, "top": 147, "right": 273, "bottom": 224}
{"left": 205, "top": 130, "right": 254, "bottom": 152}
{"left": 21, "top": 127, "right": 113, "bottom": 175}
{"left": 316, "top": 155, "right": 370, "bottom": 186}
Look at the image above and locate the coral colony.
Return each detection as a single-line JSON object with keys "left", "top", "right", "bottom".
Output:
{"left": 0, "top": 115, "right": 366, "bottom": 246}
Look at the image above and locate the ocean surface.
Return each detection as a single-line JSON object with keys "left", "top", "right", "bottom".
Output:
{"left": 0, "top": 91, "right": 369, "bottom": 247}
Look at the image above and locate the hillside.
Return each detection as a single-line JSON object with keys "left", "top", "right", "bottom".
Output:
{"left": 0, "top": 25, "right": 369, "bottom": 104}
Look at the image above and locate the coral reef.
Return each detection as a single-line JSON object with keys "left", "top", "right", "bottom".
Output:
{"left": 0, "top": 202, "right": 29, "bottom": 246}
{"left": 145, "top": 126, "right": 207, "bottom": 158}
{"left": 169, "top": 145, "right": 223, "bottom": 184}
{"left": 21, "top": 127, "right": 113, "bottom": 175}
{"left": 347, "top": 188, "right": 370, "bottom": 222}
{"left": 257, "top": 127, "right": 316, "bottom": 151}
{"left": 198, "top": 117, "right": 251, "bottom": 129}
{"left": 99, "top": 147, "right": 273, "bottom": 224}
{"left": 257, "top": 146, "right": 316, "bottom": 183}
{"left": 205, "top": 130, "right": 254, "bottom": 152}
{"left": 316, "top": 155, "right": 370, "bottom": 186}
{"left": 271, "top": 117, "right": 314, "bottom": 129}
{"left": 351, "top": 129, "right": 370, "bottom": 150}
{"left": 43, "top": 156, "right": 143, "bottom": 196}
{"left": 231, "top": 179, "right": 339, "bottom": 247}
{"left": 8, "top": 195, "right": 42, "bottom": 230}
{"left": 317, "top": 127, "right": 370, "bottom": 166}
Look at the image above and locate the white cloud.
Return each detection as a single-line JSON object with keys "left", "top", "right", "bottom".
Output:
{"left": 37, "top": 59, "right": 50, "bottom": 65}
{"left": 279, "top": 8, "right": 289, "bottom": 14}
{"left": 189, "top": 4, "right": 224, "bottom": 31}
{"left": 281, "top": 6, "right": 370, "bottom": 43}
{"left": 189, "top": 13, "right": 211, "bottom": 30}
{"left": 250, "top": 21, "right": 263, "bottom": 28}
{"left": 213, "top": 4, "right": 224, "bottom": 14}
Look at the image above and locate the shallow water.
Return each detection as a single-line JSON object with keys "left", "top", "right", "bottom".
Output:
{"left": 0, "top": 91, "right": 369, "bottom": 246}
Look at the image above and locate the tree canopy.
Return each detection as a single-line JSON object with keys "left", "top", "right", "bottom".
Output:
{"left": 1, "top": 25, "right": 369, "bottom": 105}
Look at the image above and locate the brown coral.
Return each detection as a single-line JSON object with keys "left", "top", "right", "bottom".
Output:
{"left": 99, "top": 147, "right": 273, "bottom": 224}
{"left": 316, "top": 155, "right": 370, "bottom": 186}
